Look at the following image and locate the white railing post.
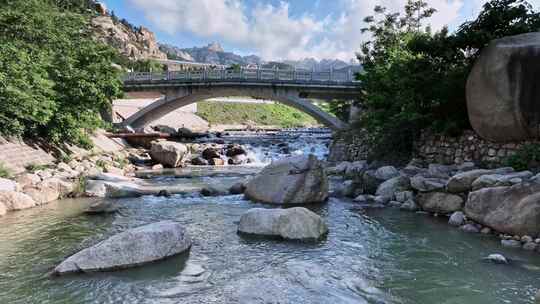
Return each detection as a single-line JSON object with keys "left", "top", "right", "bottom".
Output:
{"left": 330, "top": 66, "right": 333, "bottom": 82}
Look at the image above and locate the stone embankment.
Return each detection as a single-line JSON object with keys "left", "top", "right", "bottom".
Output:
{"left": 328, "top": 159, "right": 540, "bottom": 254}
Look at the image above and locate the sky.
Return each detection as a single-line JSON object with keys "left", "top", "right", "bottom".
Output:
{"left": 101, "top": 0, "right": 540, "bottom": 62}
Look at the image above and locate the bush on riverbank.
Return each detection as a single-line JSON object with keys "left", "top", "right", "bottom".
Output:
{"left": 197, "top": 101, "right": 319, "bottom": 128}
{"left": 355, "top": 0, "right": 540, "bottom": 160}
{"left": 0, "top": 0, "right": 122, "bottom": 148}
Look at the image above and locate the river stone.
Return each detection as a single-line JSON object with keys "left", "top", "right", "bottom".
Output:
{"left": 471, "top": 171, "right": 533, "bottom": 191}
{"left": 15, "top": 173, "right": 41, "bottom": 188}
{"left": 484, "top": 254, "right": 508, "bottom": 264}
{"left": 501, "top": 239, "right": 522, "bottom": 248}
{"left": 191, "top": 156, "right": 209, "bottom": 166}
{"left": 427, "top": 164, "right": 455, "bottom": 178}
{"left": 229, "top": 182, "right": 246, "bottom": 195}
{"left": 0, "top": 191, "right": 36, "bottom": 211}
{"left": 446, "top": 168, "right": 514, "bottom": 193}
{"left": 417, "top": 192, "right": 464, "bottom": 214}
{"left": 85, "top": 180, "right": 107, "bottom": 197}
{"left": 150, "top": 141, "right": 189, "bottom": 168}
{"left": 460, "top": 223, "right": 480, "bottom": 233}
{"left": 23, "top": 180, "right": 61, "bottom": 205}
{"left": 448, "top": 211, "right": 466, "bottom": 227}
{"left": 237, "top": 207, "right": 328, "bottom": 241}
{"left": 410, "top": 175, "right": 447, "bottom": 192}
{"left": 84, "top": 200, "right": 118, "bottom": 214}
{"left": 53, "top": 221, "right": 191, "bottom": 275}
{"left": 228, "top": 154, "right": 247, "bottom": 165}
{"left": 467, "top": 32, "right": 540, "bottom": 142}
{"left": 244, "top": 155, "right": 328, "bottom": 205}
{"left": 0, "top": 178, "right": 18, "bottom": 192}
{"left": 225, "top": 144, "right": 246, "bottom": 157}
{"left": 375, "top": 176, "right": 410, "bottom": 200}
{"left": 523, "top": 242, "right": 538, "bottom": 251}
{"left": 202, "top": 147, "right": 222, "bottom": 160}
{"left": 400, "top": 199, "right": 419, "bottom": 212}
{"left": 344, "top": 161, "right": 367, "bottom": 179}
{"left": 465, "top": 183, "right": 540, "bottom": 236}
{"left": 374, "top": 166, "right": 399, "bottom": 181}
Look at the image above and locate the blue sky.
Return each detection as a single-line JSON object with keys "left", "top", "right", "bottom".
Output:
{"left": 101, "top": 0, "right": 540, "bottom": 61}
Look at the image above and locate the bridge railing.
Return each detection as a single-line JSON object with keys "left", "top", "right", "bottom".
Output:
{"left": 123, "top": 67, "right": 358, "bottom": 84}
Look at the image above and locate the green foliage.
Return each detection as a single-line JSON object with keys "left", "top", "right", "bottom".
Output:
{"left": 197, "top": 101, "right": 318, "bottom": 128}
{"left": 319, "top": 102, "right": 351, "bottom": 123}
{"left": 505, "top": 144, "right": 540, "bottom": 171}
{"left": 25, "top": 163, "right": 50, "bottom": 173}
{"left": 356, "top": 0, "right": 540, "bottom": 160}
{"left": 0, "top": 0, "right": 122, "bottom": 147}
{"left": 0, "top": 163, "right": 12, "bottom": 179}
{"left": 125, "top": 59, "right": 166, "bottom": 73}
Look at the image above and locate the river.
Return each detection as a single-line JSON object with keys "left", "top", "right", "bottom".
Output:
{"left": 1, "top": 129, "right": 540, "bottom": 304}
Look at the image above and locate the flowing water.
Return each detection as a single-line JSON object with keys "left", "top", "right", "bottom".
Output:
{"left": 1, "top": 129, "right": 540, "bottom": 304}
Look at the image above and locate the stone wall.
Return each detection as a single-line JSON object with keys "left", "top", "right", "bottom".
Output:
{"left": 328, "top": 131, "right": 369, "bottom": 162}
{"left": 0, "top": 137, "right": 55, "bottom": 174}
{"left": 414, "top": 130, "right": 537, "bottom": 168}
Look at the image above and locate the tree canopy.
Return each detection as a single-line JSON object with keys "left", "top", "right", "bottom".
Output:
{"left": 355, "top": 0, "right": 540, "bottom": 161}
{"left": 0, "top": 0, "right": 122, "bottom": 148}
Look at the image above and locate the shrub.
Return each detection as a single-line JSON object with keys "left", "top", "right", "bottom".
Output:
{"left": 0, "top": 163, "right": 12, "bottom": 179}
{"left": 505, "top": 144, "right": 540, "bottom": 171}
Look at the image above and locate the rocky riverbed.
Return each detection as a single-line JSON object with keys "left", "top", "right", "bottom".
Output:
{"left": 2, "top": 128, "right": 540, "bottom": 303}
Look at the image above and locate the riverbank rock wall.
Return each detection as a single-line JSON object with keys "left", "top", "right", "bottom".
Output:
{"left": 0, "top": 137, "right": 55, "bottom": 174}
{"left": 414, "top": 130, "right": 540, "bottom": 168}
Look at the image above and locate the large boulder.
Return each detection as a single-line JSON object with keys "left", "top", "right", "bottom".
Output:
{"left": 23, "top": 179, "right": 61, "bottom": 205}
{"left": 150, "top": 141, "right": 189, "bottom": 168}
{"left": 244, "top": 155, "right": 328, "bottom": 205}
{"left": 53, "top": 221, "right": 191, "bottom": 275}
{"left": 446, "top": 168, "right": 514, "bottom": 193}
{"left": 374, "top": 166, "right": 399, "bottom": 181}
{"left": 375, "top": 176, "right": 410, "bottom": 199}
{"left": 410, "top": 175, "right": 447, "bottom": 192}
{"left": 467, "top": 33, "right": 540, "bottom": 142}
{"left": 0, "top": 178, "right": 18, "bottom": 192}
{"left": 0, "top": 191, "right": 36, "bottom": 211}
{"left": 471, "top": 171, "right": 533, "bottom": 191}
{"left": 238, "top": 207, "right": 328, "bottom": 241}
{"left": 417, "top": 192, "right": 464, "bottom": 214}
{"left": 465, "top": 182, "right": 540, "bottom": 236}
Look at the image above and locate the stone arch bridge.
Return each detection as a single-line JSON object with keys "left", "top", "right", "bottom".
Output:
{"left": 121, "top": 68, "right": 360, "bottom": 130}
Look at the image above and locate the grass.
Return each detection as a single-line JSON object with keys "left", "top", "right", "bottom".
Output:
{"left": 0, "top": 163, "right": 12, "bottom": 179}
{"left": 197, "top": 101, "right": 319, "bottom": 128}
{"left": 25, "top": 163, "right": 50, "bottom": 173}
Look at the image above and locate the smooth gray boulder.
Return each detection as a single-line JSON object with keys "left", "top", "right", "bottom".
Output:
{"left": 467, "top": 33, "right": 540, "bottom": 142}
{"left": 375, "top": 176, "right": 410, "bottom": 199}
{"left": 374, "top": 166, "right": 399, "bottom": 181}
{"left": 54, "top": 221, "right": 191, "bottom": 275}
{"left": 238, "top": 207, "right": 328, "bottom": 241}
{"left": 446, "top": 168, "right": 514, "bottom": 193}
{"left": 417, "top": 192, "right": 464, "bottom": 214}
{"left": 410, "top": 175, "right": 446, "bottom": 192}
{"left": 465, "top": 182, "right": 540, "bottom": 236}
{"left": 150, "top": 141, "right": 189, "bottom": 168}
{"left": 244, "top": 155, "right": 328, "bottom": 205}
{"left": 471, "top": 171, "right": 533, "bottom": 191}
{"left": 448, "top": 211, "right": 466, "bottom": 227}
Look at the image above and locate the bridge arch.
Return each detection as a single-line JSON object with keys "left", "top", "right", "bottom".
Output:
{"left": 121, "top": 86, "right": 349, "bottom": 130}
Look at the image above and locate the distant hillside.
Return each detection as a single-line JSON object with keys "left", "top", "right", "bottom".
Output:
{"left": 91, "top": 5, "right": 166, "bottom": 61}
{"left": 160, "top": 42, "right": 358, "bottom": 71}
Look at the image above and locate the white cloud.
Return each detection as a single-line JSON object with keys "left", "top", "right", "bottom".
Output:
{"left": 127, "top": 0, "right": 493, "bottom": 61}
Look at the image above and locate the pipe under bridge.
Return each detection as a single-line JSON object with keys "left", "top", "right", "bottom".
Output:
{"left": 121, "top": 68, "right": 360, "bottom": 130}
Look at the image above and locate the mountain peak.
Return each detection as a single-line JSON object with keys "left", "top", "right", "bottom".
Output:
{"left": 207, "top": 42, "right": 224, "bottom": 53}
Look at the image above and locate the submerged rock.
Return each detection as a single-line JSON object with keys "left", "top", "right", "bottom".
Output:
{"left": 483, "top": 254, "right": 508, "bottom": 264}
{"left": 238, "top": 207, "right": 328, "bottom": 241}
{"left": 244, "top": 155, "right": 328, "bottom": 205}
{"left": 54, "top": 221, "right": 191, "bottom": 275}
{"left": 448, "top": 211, "right": 466, "bottom": 227}
{"left": 229, "top": 182, "right": 246, "bottom": 195}
{"left": 501, "top": 239, "right": 521, "bottom": 248}
{"left": 84, "top": 200, "right": 118, "bottom": 214}
{"left": 375, "top": 176, "right": 410, "bottom": 200}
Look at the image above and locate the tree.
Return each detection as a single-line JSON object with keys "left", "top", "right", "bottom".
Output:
{"left": 354, "top": 0, "right": 540, "bottom": 161}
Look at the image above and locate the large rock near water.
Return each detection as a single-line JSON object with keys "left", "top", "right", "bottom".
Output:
{"left": 244, "top": 155, "right": 328, "bottom": 205}
{"left": 467, "top": 33, "right": 540, "bottom": 142}
{"left": 0, "top": 191, "right": 36, "bottom": 211}
{"left": 465, "top": 182, "right": 540, "bottom": 236}
{"left": 375, "top": 176, "right": 410, "bottom": 199}
{"left": 417, "top": 192, "right": 464, "bottom": 214}
{"left": 446, "top": 168, "right": 514, "bottom": 193}
{"left": 150, "top": 141, "right": 188, "bottom": 168}
{"left": 54, "top": 221, "right": 191, "bottom": 275}
{"left": 238, "top": 207, "right": 328, "bottom": 241}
